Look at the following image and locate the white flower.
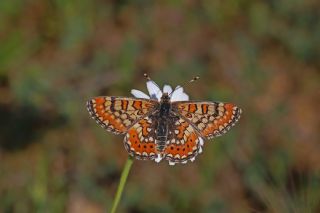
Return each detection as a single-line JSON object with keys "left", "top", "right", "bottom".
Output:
{"left": 131, "top": 80, "right": 189, "bottom": 101}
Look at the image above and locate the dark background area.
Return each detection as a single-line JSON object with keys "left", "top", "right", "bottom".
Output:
{"left": 0, "top": 0, "right": 319, "bottom": 212}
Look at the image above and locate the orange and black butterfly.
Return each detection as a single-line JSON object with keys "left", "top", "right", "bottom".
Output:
{"left": 86, "top": 75, "right": 242, "bottom": 165}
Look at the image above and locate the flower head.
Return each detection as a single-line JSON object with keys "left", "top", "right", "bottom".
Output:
{"left": 131, "top": 80, "right": 189, "bottom": 102}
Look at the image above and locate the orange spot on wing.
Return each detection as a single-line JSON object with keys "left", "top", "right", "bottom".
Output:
{"left": 122, "top": 100, "right": 128, "bottom": 110}
{"left": 133, "top": 101, "right": 142, "bottom": 109}
{"left": 95, "top": 97, "right": 105, "bottom": 104}
{"left": 224, "top": 103, "right": 235, "bottom": 112}
{"left": 139, "top": 119, "right": 151, "bottom": 136}
{"left": 104, "top": 114, "right": 125, "bottom": 131}
{"left": 165, "top": 133, "right": 198, "bottom": 158}
{"left": 128, "top": 129, "right": 141, "bottom": 152}
{"left": 127, "top": 129, "right": 156, "bottom": 155}
{"left": 189, "top": 104, "right": 197, "bottom": 113}
{"left": 177, "top": 122, "right": 189, "bottom": 139}
{"left": 202, "top": 104, "right": 208, "bottom": 113}
{"left": 203, "top": 125, "right": 217, "bottom": 136}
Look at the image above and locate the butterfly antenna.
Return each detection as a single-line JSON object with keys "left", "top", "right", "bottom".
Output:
{"left": 143, "top": 73, "right": 151, "bottom": 81}
{"left": 168, "top": 76, "right": 200, "bottom": 96}
{"left": 189, "top": 76, "right": 200, "bottom": 83}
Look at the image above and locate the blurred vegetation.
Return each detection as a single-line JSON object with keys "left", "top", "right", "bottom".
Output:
{"left": 0, "top": 0, "right": 319, "bottom": 212}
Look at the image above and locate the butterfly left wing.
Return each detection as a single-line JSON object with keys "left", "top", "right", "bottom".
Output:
{"left": 124, "top": 115, "right": 158, "bottom": 160}
{"left": 172, "top": 101, "right": 242, "bottom": 139}
{"left": 87, "top": 97, "right": 158, "bottom": 134}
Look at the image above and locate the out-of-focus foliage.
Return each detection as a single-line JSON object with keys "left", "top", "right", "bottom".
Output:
{"left": 0, "top": 0, "right": 319, "bottom": 212}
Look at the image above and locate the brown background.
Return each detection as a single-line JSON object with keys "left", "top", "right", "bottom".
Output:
{"left": 0, "top": 0, "right": 319, "bottom": 212}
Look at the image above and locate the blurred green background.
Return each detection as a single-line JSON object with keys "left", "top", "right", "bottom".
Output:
{"left": 0, "top": 0, "right": 319, "bottom": 212}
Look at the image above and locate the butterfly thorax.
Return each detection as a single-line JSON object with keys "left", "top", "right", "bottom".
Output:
{"left": 154, "top": 93, "right": 172, "bottom": 152}
{"left": 159, "top": 93, "right": 171, "bottom": 116}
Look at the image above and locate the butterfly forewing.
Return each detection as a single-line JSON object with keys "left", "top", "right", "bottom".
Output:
{"left": 172, "top": 101, "right": 242, "bottom": 139}
{"left": 87, "top": 97, "right": 158, "bottom": 134}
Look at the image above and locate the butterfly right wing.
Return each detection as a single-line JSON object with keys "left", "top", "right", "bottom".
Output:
{"left": 172, "top": 101, "right": 242, "bottom": 139}
{"left": 86, "top": 97, "right": 158, "bottom": 134}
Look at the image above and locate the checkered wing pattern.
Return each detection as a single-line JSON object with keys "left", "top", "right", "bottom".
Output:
{"left": 124, "top": 116, "right": 158, "bottom": 160}
{"left": 172, "top": 101, "right": 242, "bottom": 139}
{"left": 164, "top": 117, "right": 203, "bottom": 164}
{"left": 86, "top": 97, "right": 158, "bottom": 134}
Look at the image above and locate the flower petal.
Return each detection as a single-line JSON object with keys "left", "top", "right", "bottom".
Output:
{"left": 147, "top": 80, "right": 162, "bottom": 100}
{"left": 163, "top": 85, "right": 172, "bottom": 94}
{"left": 131, "top": 89, "right": 150, "bottom": 99}
{"left": 179, "top": 93, "right": 189, "bottom": 101}
{"left": 170, "top": 86, "right": 189, "bottom": 101}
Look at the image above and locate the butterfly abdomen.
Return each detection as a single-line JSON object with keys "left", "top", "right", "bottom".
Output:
{"left": 155, "top": 98, "right": 171, "bottom": 152}
{"left": 156, "top": 119, "right": 168, "bottom": 152}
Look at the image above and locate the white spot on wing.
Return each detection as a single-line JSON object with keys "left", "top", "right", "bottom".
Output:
{"left": 131, "top": 89, "right": 150, "bottom": 99}
{"left": 199, "top": 137, "right": 204, "bottom": 146}
{"left": 169, "top": 161, "right": 175, "bottom": 166}
{"left": 154, "top": 154, "right": 162, "bottom": 163}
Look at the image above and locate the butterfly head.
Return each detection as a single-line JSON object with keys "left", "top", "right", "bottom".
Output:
{"left": 160, "top": 92, "right": 170, "bottom": 103}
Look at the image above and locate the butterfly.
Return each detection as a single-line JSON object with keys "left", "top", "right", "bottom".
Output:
{"left": 86, "top": 75, "right": 242, "bottom": 165}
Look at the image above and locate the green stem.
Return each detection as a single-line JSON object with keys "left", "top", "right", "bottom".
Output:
{"left": 110, "top": 156, "right": 134, "bottom": 213}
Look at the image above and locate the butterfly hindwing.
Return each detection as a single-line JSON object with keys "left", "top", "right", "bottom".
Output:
{"left": 172, "top": 101, "right": 242, "bottom": 139}
{"left": 87, "top": 97, "right": 158, "bottom": 134}
{"left": 124, "top": 116, "right": 158, "bottom": 160}
{"left": 164, "top": 117, "right": 204, "bottom": 164}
